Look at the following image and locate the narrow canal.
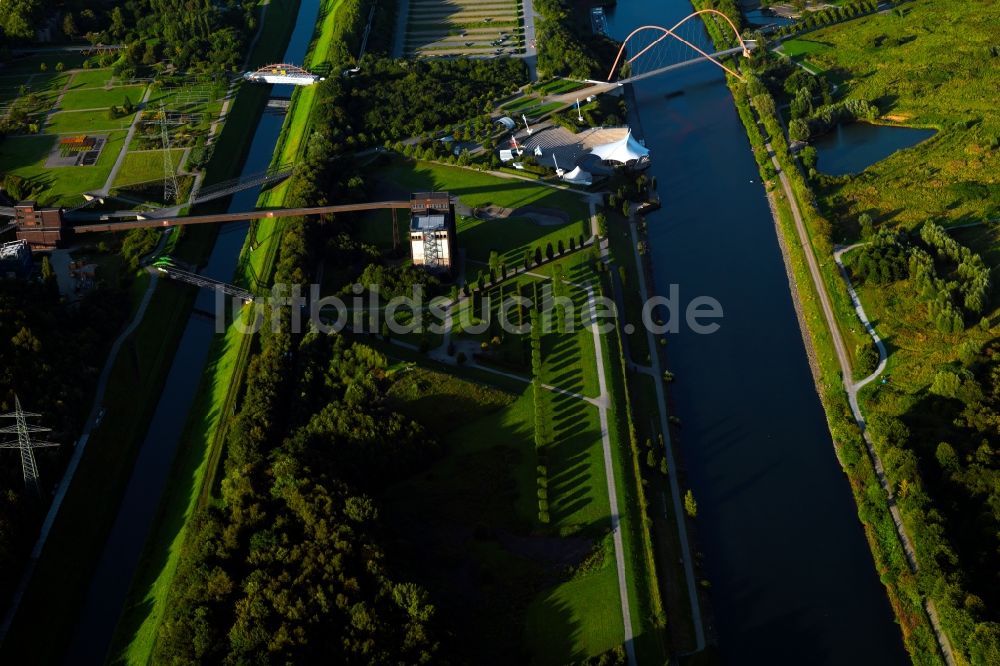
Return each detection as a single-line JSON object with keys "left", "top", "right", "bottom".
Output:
{"left": 61, "top": 1, "right": 321, "bottom": 662}
{"left": 604, "top": 1, "right": 910, "bottom": 663}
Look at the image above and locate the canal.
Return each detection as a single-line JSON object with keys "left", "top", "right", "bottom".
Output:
{"left": 61, "top": 0, "right": 321, "bottom": 663}
{"left": 604, "top": 1, "right": 910, "bottom": 663}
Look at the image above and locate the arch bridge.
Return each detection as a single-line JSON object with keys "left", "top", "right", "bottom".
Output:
{"left": 607, "top": 9, "right": 753, "bottom": 83}
{"left": 243, "top": 64, "right": 322, "bottom": 86}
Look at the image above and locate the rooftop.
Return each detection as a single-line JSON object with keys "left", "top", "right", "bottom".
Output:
{"left": 411, "top": 214, "right": 447, "bottom": 231}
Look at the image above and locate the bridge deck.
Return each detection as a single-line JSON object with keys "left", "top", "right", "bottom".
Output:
{"left": 74, "top": 201, "right": 411, "bottom": 234}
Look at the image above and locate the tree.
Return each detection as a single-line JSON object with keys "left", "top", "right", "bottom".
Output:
{"left": 930, "top": 371, "right": 961, "bottom": 399}
{"left": 683, "top": 490, "right": 698, "bottom": 518}
{"left": 62, "top": 12, "right": 77, "bottom": 37}
{"left": 40, "top": 256, "right": 55, "bottom": 286}
{"left": 534, "top": 247, "right": 543, "bottom": 265}
{"left": 596, "top": 212, "right": 608, "bottom": 238}
{"left": 545, "top": 242, "right": 554, "bottom": 261}
{"left": 789, "top": 118, "right": 811, "bottom": 143}
{"left": 858, "top": 213, "right": 874, "bottom": 239}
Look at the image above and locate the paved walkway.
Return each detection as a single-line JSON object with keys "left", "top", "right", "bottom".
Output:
{"left": 626, "top": 222, "right": 706, "bottom": 651}
{"left": 765, "top": 136, "right": 957, "bottom": 666}
{"left": 98, "top": 84, "right": 154, "bottom": 196}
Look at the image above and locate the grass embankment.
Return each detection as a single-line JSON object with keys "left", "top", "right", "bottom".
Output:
{"left": 104, "top": 0, "right": 355, "bottom": 662}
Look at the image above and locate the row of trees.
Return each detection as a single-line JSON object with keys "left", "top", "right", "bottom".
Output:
{"left": 788, "top": 98, "right": 880, "bottom": 142}
{"left": 919, "top": 221, "right": 991, "bottom": 316}
{"left": 769, "top": 0, "right": 884, "bottom": 39}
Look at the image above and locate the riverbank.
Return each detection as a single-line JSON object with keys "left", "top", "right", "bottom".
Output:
{"left": 107, "top": 0, "right": 350, "bottom": 662}
{"left": 0, "top": 3, "right": 306, "bottom": 665}
{"left": 694, "top": 4, "right": 947, "bottom": 662}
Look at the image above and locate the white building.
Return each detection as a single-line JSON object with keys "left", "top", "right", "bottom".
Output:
{"left": 409, "top": 192, "right": 456, "bottom": 273}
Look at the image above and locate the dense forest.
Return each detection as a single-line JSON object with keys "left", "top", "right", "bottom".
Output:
{"left": 534, "top": 0, "right": 617, "bottom": 80}
{"left": 847, "top": 227, "right": 1000, "bottom": 663}
{"left": 152, "top": 324, "right": 444, "bottom": 663}
{"left": 0, "top": 0, "right": 259, "bottom": 72}
{"left": 312, "top": 57, "right": 525, "bottom": 149}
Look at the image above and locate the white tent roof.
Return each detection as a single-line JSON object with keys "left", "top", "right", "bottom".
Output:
{"left": 495, "top": 116, "right": 516, "bottom": 130}
{"left": 589, "top": 130, "right": 649, "bottom": 164}
{"left": 561, "top": 166, "right": 593, "bottom": 185}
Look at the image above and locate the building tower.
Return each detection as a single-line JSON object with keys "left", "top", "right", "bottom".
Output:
{"left": 0, "top": 396, "right": 59, "bottom": 497}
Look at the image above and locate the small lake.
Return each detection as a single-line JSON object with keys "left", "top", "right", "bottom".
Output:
{"left": 813, "top": 122, "right": 936, "bottom": 176}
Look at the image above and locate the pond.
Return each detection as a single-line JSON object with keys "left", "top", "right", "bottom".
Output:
{"left": 813, "top": 122, "right": 936, "bottom": 176}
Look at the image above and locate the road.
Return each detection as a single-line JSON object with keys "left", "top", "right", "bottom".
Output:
{"left": 765, "top": 138, "right": 958, "bottom": 666}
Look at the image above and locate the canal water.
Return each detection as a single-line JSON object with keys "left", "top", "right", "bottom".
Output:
{"left": 61, "top": 1, "right": 321, "bottom": 663}
{"left": 604, "top": 1, "right": 910, "bottom": 663}
{"left": 813, "top": 122, "right": 935, "bottom": 176}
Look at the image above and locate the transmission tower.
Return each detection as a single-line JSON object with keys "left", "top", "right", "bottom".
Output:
{"left": 159, "top": 104, "right": 179, "bottom": 205}
{"left": 0, "top": 396, "right": 59, "bottom": 497}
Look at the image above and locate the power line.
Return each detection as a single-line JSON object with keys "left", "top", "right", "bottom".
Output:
{"left": 0, "top": 396, "right": 59, "bottom": 497}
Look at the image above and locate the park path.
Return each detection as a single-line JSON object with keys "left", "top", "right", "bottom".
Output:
{"left": 625, "top": 221, "right": 706, "bottom": 652}
{"left": 403, "top": 249, "right": 637, "bottom": 663}
{"left": 765, "top": 136, "right": 957, "bottom": 666}
{"left": 98, "top": 85, "right": 154, "bottom": 196}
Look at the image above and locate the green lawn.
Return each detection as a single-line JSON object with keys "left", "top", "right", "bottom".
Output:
{"left": 46, "top": 108, "right": 136, "bottom": 133}
{"left": 777, "top": 37, "right": 830, "bottom": 58}
{"left": 458, "top": 214, "right": 588, "bottom": 265}
{"left": 0, "top": 130, "right": 127, "bottom": 204}
{"left": 59, "top": 84, "right": 147, "bottom": 111}
{"left": 502, "top": 95, "right": 541, "bottom": 112}
{"left": 387, "top": 376, "right": 624, "bottom": 663}
{"left": 535, "top": 79, "right": 589, "bottom": 95}
{"left": 113, "top": 149, "right": 185, "bottom": 187}
{"left": 67, "top": 68, "right": 118, "bottom": 88}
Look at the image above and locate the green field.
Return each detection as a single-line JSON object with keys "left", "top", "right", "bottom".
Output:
{"left": 777, "top": 37, "right": 830, "bottom": 58}
{"left": 535, "top": 79, "right": 589, "bottom": 95}
{"left": 382, "top": 256, "right": 629, "bottom": 663}
{"left": 59, "top": 84, "right": 147, "bottom": 111}
{"left": 0, "top": 131, "right": 127, "bottom": 204}
{"left": 378, "top": 158, "right": 590, "bottom": 217}
{"left": 46, "top": 108, "right": 136, "bottom": 133}
{"left": 113, "top": 149, "right": 186, "bottom": 187}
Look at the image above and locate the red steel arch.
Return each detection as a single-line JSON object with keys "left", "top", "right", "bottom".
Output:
{"left": 252, "top": 63, "right": 314, "bottom": 76}
{"left": 607, "top": 9, "right": 751, "bottom": 82}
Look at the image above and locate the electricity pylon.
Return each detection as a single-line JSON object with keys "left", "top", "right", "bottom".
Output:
{"left": 0, "top": 396, "right": 59, "bottom": 497}
{"left": 160, "top": 104, "right": 179, "bottom": 205}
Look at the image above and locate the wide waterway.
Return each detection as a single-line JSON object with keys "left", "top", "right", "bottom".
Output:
{"left": 605, "top": 1, "right": 910, "bottom": 663}
{"left": 60, "top": 1, "right": 321, "bottom": 663}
